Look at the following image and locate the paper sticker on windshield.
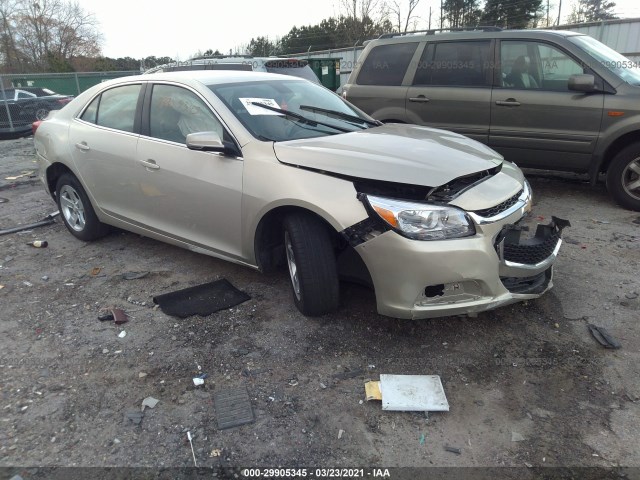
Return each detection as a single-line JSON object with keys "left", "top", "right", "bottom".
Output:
{"left": 239, "top": 98, "right": 282, "bottom": 115}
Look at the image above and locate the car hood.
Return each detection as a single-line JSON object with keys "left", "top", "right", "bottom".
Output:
{"left": 273, "top": 124, "right": 503, "bottom": 187}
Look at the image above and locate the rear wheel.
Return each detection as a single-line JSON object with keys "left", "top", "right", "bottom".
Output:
{"left": 56, "top": 173, "right": 110, "bottom": 241}
{"left": 283, "top": 213, "right": 339, "bottom": 316}
{"left": 607, "top": 143, "right": 640, "bottom": 211}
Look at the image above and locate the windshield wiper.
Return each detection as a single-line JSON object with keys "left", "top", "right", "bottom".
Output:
{"left": 299, "top": 105, "right": 382, "bottom": 127}
{"left": 250, "top": 102, "right": 351, "bottom": 133}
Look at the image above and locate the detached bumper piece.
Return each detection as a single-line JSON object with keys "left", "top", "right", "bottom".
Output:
{"left": 497, "top": 216, "right": 570, "bottom": 293}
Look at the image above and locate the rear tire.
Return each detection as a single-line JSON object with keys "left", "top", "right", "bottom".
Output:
{"left": 56, "top": 173, "right": 110, "bottom": 241}
{"left": 283, "top": 213, "right": 339, "bottom": 316}
{"left": 606, "top": 143, "right": 640, "bottom": 211}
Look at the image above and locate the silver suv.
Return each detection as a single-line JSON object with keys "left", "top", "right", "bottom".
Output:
{"left": 145, "top": 56, "right": 320, "bottom": 83}
{"left": 343, "top": 28, "right": 640, "bottom": 211}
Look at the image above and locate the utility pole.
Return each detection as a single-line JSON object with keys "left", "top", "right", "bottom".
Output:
{"left": 440, "top": 0, "right": 443, "bottom": 28}
{"left": 557, "top": 0, "right": 562, "bottom": 25}
{"left": 429, "top": 6, "right": 432, "bottom": 29}
{"left": 547, "top": 0, "right": 550, "bottom": 26}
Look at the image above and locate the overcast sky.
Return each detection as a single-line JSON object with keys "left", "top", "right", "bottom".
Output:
{"left": 76, "top": 0, "right": 640, "bottom": 60}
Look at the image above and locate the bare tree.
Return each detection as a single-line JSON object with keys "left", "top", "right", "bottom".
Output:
{"left": 388, "top": 0, "right": 421, "bottom": 33}
{"left": 0, "top": 0, "right": 25, "bottom": 71}
{"left": 339, "top": 0, "right": 382, "bottom": 21}
{"left": 3, "top": 0, "right": 101, "bottom": 72}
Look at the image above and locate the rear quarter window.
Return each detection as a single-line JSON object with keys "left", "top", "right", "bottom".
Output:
{"left": 357, "top": 42, "right": 418, "bottom": 86}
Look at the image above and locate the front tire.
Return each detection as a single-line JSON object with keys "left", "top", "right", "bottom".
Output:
{"left": 283, "top": 213, "right": 339, "bottom": 316}
{"left": 56, "top": 173, "right": 110, "bottom": 241}
{"left": 34, "top": 105, "right": 50, "bottom": 121}
{"left": 607, "top": 143, "right": 640, "bottom": 211}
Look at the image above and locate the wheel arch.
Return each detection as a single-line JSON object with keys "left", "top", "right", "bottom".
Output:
{"left": 595, "top": 131, "right": 640, "bottom": 178}
{"left": 253, "top": 205, "right": 341, "bottom": 273}
{"left": 46, "top": 162, "right": 74, "bottom": 200}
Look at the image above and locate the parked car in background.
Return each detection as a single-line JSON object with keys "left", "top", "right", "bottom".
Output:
{"left": 34, "top": 71, "right": 567, "bottom": 319}
{"left": 343, "top": 28, "right": 640, "bottom": 211}
{"left": 144, "top": 56, "right": 320, "bottom": 83}
{"left": 0, "top": 87, "right": 73, "bottom": 134}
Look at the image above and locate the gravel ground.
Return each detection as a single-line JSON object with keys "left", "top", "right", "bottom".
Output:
{"left": 0, "top": 136, "right": 639, "bottom": 478}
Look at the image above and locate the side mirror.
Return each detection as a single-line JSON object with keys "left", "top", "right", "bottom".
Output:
{"left": 568, "top": 74, "right": 596, "bottom": 93}
{"left": 186, "top": 131, "right": 225, "bottom": 152}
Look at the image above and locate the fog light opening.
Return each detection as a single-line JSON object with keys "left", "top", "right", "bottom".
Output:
{"left": 424, "top": 284, "right": 445, "bottom": 298}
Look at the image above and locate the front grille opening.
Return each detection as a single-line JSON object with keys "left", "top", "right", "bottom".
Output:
{"left": 473, "top": 188, "right": 523, "bottom": 218}
{"left": 501, "top": 267, "right": 552, "bottom": 294}
{"left": 425, "top": 284, "right": 445, "bottom": 298}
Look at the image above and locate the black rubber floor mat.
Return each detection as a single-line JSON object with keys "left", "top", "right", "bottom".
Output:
{"left": 214, "top": 386, "right": 255, "bottom": 430}
{"left": 153, "top": 279, "right": 250, "bottom": 318}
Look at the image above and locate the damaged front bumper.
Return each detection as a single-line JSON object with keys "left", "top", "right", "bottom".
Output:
{"left": 351, "top": 207, "right": 570, "bottom": 320}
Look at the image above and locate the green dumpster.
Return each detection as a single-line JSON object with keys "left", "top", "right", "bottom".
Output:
{"left": 307, "top": 58, "right": 341, "bottom": 91}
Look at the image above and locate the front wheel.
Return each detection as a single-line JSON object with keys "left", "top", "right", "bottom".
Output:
{"left": 607, "top": 143, "right": 640, "bottom": 211}
{"left": 283, "top": 213, "right": 339, "bottom": 316}
{"left": 34, "top": 105, "right": 49, "bottom": 121}
{"left": 56, "top": 173, "right": 110, "bottom": 241}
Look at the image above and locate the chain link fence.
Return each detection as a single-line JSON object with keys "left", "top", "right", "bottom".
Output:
{"left": 0, "top": 71, "right": 138, "bottom": 136}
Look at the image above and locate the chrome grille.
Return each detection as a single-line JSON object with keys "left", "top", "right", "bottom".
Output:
{"left": 472, "top": 189, "right": 523, "bottom": 218}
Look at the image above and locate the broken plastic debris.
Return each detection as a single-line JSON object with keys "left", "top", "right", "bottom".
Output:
{"left": 98, "top": 311, "right": 114, "bottom": 321}
{"left": 193, "top": 377, "right": 205, "bottom": 386}
{"left": 23, "top": 281, "right": 33, "bottom": 287}
{"left": 125, "top": 411, "right": 144, "bottom": 425}
{"left": 118, "top": 330, "right": 127, "bottom": 338}
{"left": 141, "top": 396, "right": 159, "bottom": 411}
{"left": 338, "top": 429, "right": 344, "bottom": 439}
{"left": 444, "top": 445, "right": 462, "bottom": 454}
{"left": 122, "top": 271, "right": 149, "bottom": 280}
{"left": 365, "top": 374, "right": 449, "bottom": 411}
{"left": 511, "top": 431, "right": 526, "bottom": 442}
{"left": 112, "top": 308, "right": 128, "bottom": 325}
{"left": 588, "top": 324, "right": 621, "bottom": 349}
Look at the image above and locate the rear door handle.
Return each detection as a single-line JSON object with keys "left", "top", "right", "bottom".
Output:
{"left": 139, "top": 159, "right": 160, "bottom": 170}
{"left": 75, "top": 142, "right": 90, "bottom": 151}
{"left": 495, "top": 100, "right": 521, "bottom": 107}
{"left": 409, "top": 96, "right": 430, "bottom": 103}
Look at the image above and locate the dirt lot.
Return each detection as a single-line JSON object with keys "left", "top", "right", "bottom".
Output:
{"left": 1, "top": 136, "right": 639, "bottom": 477}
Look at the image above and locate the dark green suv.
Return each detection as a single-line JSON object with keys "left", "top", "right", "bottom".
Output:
{"left": 343, "top": 28, "right": 640, "bottom": 210}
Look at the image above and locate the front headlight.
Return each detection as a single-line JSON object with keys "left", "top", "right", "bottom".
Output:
{"left": 365, "top": 195, "right": 475, "bottom": 240}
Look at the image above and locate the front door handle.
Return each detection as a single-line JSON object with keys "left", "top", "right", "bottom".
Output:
{"left": 495, "top": 99, "right": 521, "bottom": 107}
{"left": 409, "top": 95, "right": 430, "bottom": 103}
{"left": 139, "top": 159, "right": 160, "bottom": 170}
{"left": 75, "top": 142, "right": 90, "bottom": 152}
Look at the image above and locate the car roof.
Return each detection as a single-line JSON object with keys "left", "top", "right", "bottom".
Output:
{"left": 143, "top": 56, "right": 310, "bottom": 74}
{"left": 368, "top": 28, "right": 585, "bottom": 45}
{"left": 125, "top": 70, "right": 309, "bottom": 85}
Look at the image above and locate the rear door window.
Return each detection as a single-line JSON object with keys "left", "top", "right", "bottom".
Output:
{"left": 357, "top": 42, "right": 418, "bottom": 86}
{"left": 96, "top": 84, "right": 141, "bottom": 132}
{"left": 413, "top": 41, "right": 491, "bottom": 86}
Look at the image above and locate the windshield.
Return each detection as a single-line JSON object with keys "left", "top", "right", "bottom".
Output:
{"left": 209, "top": 79, "right": 375, "bottom": 141}
{"left": 570, "top": 35, "right": 640, "bottom": 86}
